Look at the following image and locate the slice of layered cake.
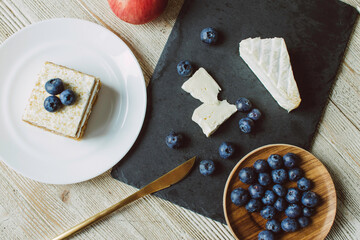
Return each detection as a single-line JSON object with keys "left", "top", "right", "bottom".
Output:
{"left": 22, "top": 61, "right": 101, "bottom": 140}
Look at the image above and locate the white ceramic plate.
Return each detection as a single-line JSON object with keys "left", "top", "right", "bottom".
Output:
{"left": 0, "top": 19, "right": 147, "bottom": 184}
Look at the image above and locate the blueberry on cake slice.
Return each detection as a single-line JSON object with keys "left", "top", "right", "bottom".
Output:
{"left": 22, "top": 61, "right": 101, "bottom": 140}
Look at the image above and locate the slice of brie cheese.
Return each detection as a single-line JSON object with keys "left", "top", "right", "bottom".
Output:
{"left": 239, "top": 37, "right": 301, "bottom": 112}
{"left": 192, "top": 100, "right": 237, "bottom": 137}
{"left": 181, "top": 67, "right": 221, "bottom": 104}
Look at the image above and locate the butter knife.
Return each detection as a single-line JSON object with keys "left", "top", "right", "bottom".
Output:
{"left": 52, "top": 156, "right": 196, "bottom": 240}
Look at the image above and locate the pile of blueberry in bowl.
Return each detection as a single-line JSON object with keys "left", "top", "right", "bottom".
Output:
{"left": 230, "top": 153, "right": 320, "bottom": 240}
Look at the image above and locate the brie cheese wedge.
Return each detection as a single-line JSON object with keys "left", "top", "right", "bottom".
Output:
{"left": 192, "top": 100, "right": 237, "bottom": 137}
{"left": 181, "top": 67, "right": 221, "bottom": 104}
{"left": 239, "top": 37, "right": 301, "bottom": 112}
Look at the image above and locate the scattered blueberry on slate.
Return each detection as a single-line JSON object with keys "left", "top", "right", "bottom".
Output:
{"left": 235, "top": 97, "right": 252, "bottom": 112}
{"left": 302, "top": 191, "right": 320, "bottom": 208}
{"left": 239, "top": 117, "right": 254, "bottom": 133}
{"left": 248, "top": 108, "right": 262, "bottom": 121}
{"left": 165, "top": 131, "right": 183, "bottom": 149}
{"left": 219, "top": 142, "right": 235, "bottom": 159}
{"left": 260, "top": 206, "right": 277, "bottom": 220}
{"left": 281, "top": 218, "right": 299, "bottom": 232}
{"left": 258, "top": 172, "right": 272, "bottom": 186}
{"left": 268, "top": 154, "right": 284, "bottom": 169}
{"left": 44, "top": 96, "right": 62, "bottom": 112}
{"left": 274, "top": 197, "right": 287, "bottom": 212}
{"left": 59, "top": 89, "right": 76, "bottom": 106}
{"left": 253, "top": 159, "right": 269, "bottom": 173}
{"left": 285, "top": 204, "right": 302, "bottom": 218}
{"left": 298, "top": 216, "right": 310, "bottom": 228}
{"left": 303, "top": 207, "right": 315, "bottom": 217}
{"left": 200, "top": 27, "right": 218, "bottom": 45}
{"left": 177, "top": 60, "right": 193, "bottom": 77}
{"left": 273, "top": 184, "right": 286, "bottom": 197}
{"left": 262, "top": 190, "right": 277, "bottom": 205}
{"left": 288, "top": 168, "right": 303, "bottom": 182}
{"left": 297, "top": 177, "right": 312, "bottom": 191}
{"left": 249, "top": 184, "right": 265, "bottom": 199}
{"left": 271, "top": 169, "right": 288, "bottom": 184}
{"left": 246, "top": 199, "right": 263, "bottom": 213}
{"left": 258, "top": 230, "right": 275, "bottom": 240}
{"left": 199, "top": 160, "right": 215, "bottom": 176}
{"left": 283, "top": 152, "right": 300, "bottom": 168}
{"left": 231, "top": 188, "right": 250, "bottom": 206}
{"left": 45, "top": 78, "right": 64, "bottom": 95}
{"left": 239, "top": 167, "right": 256, "bottom": 184}
{"left": 266, "top": 219, "right": 282, "bottom": 233}
{"left": 286, "top": 188, "right": 301, "bottom": 204}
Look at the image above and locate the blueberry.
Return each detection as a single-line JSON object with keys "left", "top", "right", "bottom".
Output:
{"left": 44, "top": 96, "right": 62, "bottom": 112}
{"left": 249, "top": 184, "right": 265, "bottom": 199}
{"left": 230, "top": 188, "right": 250, "bottom": 206}
{"left": 245, "top": 199, "right": 262, "bottom": 212}
{"left": 271, "top": 169, "right": 288, "bottom": 184}
{"left": 199, "top": 160, "right": 215, "bottom": 176}
{"left": 262, "top": 190, "right": 277, "bottom": 205}
{"left": 266, "top": 219, "right": 282, "bottom": 233}
{"left": 286, "top": 188, "right": 301, "bottom": 203}
{"left": 274, "top": 197, "right": 287, "bottom": 212}
{"left": 238, "top": 167, "right": 256, "bottom": 184}
{"left": 253, "top": 159, "right": 269, "bottom": 173}
{"left": 165, "top": 131, "right": 183, "bottom": 149}
{"left": 258, "top": 173, "right": 272, "bottom": 186}
{"left": 177, "top": 60, "right": 193, "bottom": 77}
{"left": 303, "top": 207, "right": 315, "bottom": 217}
{"left": 281, "top": 218, "right": 299, "bottom": 232}
{"left": 258, "top": 230, "right": 274, "bottom": 240}
{"left": 247, "top": 108, "right": 262, "bottom": 121}
{"left": 59, "top": 89, "right": 76, "bottom": 105}
{"left": 283, "top": 152, "right": 300, "bottom": 168}
{"left": 200, "top": 27, "right": 218, "bottom": 44}
{"left": 239, "top": 117, "right": 254, "bottom": 133}
{"left": 302, "top": 191, "right": 320, "bottom": 208}
{"left": 288, "top": 168, "right": 303, "bottom": 182}
{"left": 235, "top": 97, "right": 252, "bottom": 112}
{"left": 297, "top": 177, "right": 312, "bottom": 191}
{"left": 45, "top": 78, "right": 64, "bottom": 95}
{"left": 267, "top": 154, "right": 284, "bottom": 169}
{"left": 298, "top": 216, "right": 310, "bottom": 228}
{"left": 273, "top": 184, "right": 286, "bottom": 197}
{"left": 285, "top": 204, "right": 302, "bottom": 218}
{"left": 219, "top": 142, "right": 235, "bottom": 159}
{"left": 260, "top": 206, "right": 277, "bottom": 220}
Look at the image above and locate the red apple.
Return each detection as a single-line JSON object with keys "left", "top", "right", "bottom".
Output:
{"left": 108, "top": 0, "right": 168, "bottom": 25}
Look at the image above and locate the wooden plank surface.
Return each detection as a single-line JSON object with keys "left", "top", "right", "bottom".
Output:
{"left": 0, "top": 0, "right": 359, "bottom": 239}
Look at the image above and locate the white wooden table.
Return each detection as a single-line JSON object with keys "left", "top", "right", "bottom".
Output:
{"left": 0, "top": 0, "right": 359, "bottom": 239}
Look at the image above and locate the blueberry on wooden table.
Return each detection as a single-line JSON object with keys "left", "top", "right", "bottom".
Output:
{"left": 285, "top": 204, "right": 302, "bottom": 218}
{"left": 288, "top": 168, "right": 303, "bottom": 182}
{"left": 258, "top": 172, "right": 272, "bottom": 186}
{"left": 281, "top": 217, "right": 299, "bottom": 232}
{"left": 303, "top": 207, "right": 315, "bottom": 217}
{"left": 260, "top": 206, "right": 277, "bottom": 220}
{"left": 200, "top": 27, "right": 218, "bottom": 45}
{"left": 247, "top": 108, "right": 262, "bottom": 121}
{"left": 238, "top": 167, "right": 256, "bottom": 184}
{"left": 165, "top": 131, "right": 183, "bottom": 149}
{"left": 265, "top": 219, "right": 282, "bottom": 233}
{"left": 262, "top": 190, "right": 277, "bottom": 205}
{"left": 239, "top": 117, "right": 254, "bottom": 133}
{"left": 283, "top": 152, "right": 300, "bottom": 168}
{"left": 249, "top": 184, "right": 265, "bottom": 199}
{"left": 245, "top": 199, "right": 263, "bottom": 213}
{"left": 45, "top": 78, "right": 64, "bottom": 95}
{"left": 60, "top": 89, "right": 76, "bottom": 105}
{"left": 44, "top": 96, "right": 62, "bottom": 112}
{"left": 253, "top": 159, "right": 269, "bottom": 173}
{"left": 235, "top": 97, "right": 252, "bottom": 112}
{"left": 297, "top": 177, "right": 312, "bottom": 191}
{"left": 177, "top": 60, "right": 193, "bottom": 77}
{"left": 274, "top": 197, "right": 287, "bottom": 212}
{"left": 286, "top": 188, "right": 301, "bottom": 204}
{"left": 199, "top": 160, "right": 215, "bottom": 176}
{"left": 218, "top": 142, "right": 235, "bottom": 159}
{"left": 267, "top": 154, "right": 284, "bottom": 169}
{"left": 230, "top": 188, "right": 250, "bottom": 206}
{"left": 271, "top": 169, "right": 288, "bottom": 184}
{"left": 301, "top": 191, "right": 319, "bottom": 208}
{"left": 273, "top": 184, "right": 286, "bottom": 197}
{"left": 258, "top": 230, "right": 274, "bottom": 240}
{"left": 298, "top": 216, "right": 310, "bottom": 228}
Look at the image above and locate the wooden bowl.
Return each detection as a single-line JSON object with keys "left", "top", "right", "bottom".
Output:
{"left": 223, "top": 144, "right": 336, "bottom": 240}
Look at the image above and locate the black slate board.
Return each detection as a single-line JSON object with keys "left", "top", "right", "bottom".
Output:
{"left": 111, "top": 0, "right": 357, "bottom": 223}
